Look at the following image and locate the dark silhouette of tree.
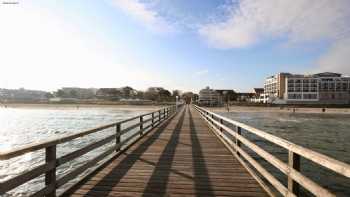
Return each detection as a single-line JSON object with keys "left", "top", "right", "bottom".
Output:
{"left": 70, "top": 90, "right": 78, "bottom": 98}
{"left": 45, "top": 92, "right": 54, "bottom": 99}
{"left": 136, "top": 91, "right": 144, "bottom": 99}
{"left": 55, "top": 89, "right": 65, "bottom": 98}
{"left": 121, "top": 86, "right": 135, "bottom": 98}
{"left": 172, "top": 90, "right": 182, "bottom": 98}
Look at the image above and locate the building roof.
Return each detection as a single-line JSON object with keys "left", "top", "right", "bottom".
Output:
{"left": 253, "top": 88, "right": 264, "bottom": 94}
{"left": 313, "top": 72, "right": 342, "bottom": 77}
{"left": 215, "top": 89, "right": 236, "bottom": 94}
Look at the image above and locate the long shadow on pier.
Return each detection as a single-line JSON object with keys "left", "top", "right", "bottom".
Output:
{"left": 188, "top": 108, "right": 214, "bottom": 196}
{"left": 141, "top": 106, "right": 186, "bottom": 196}
{"left": 83, "top": 108, "right": 185, "bottom": 197}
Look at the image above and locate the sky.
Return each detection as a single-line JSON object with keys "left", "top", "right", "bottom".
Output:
{"left": 0, "top": 0, "right": 349, "bottom": 93}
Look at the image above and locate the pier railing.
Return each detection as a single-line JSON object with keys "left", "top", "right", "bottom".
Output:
{"left": 194, "top": 105, "right": 350, "bottom": 197}
{"left": 0, "top": 105, "right": 177, "bottom": 196}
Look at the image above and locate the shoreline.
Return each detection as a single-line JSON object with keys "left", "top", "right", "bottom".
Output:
{"left": 206, "top": 106, "right": 350, "bottom": 115}
{"left": 0, "top": 103, "right": 164, "bottom": 110}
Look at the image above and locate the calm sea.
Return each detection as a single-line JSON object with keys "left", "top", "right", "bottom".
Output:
{"left": 218, "top": 111, "right": 350, "bottom": 197}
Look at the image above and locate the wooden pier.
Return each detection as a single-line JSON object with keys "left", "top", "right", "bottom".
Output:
{"left": 0, "top": 105, "right": 349, "bottom": 197}
{"left": 66, "top": 106, "right": 267, "bottom": 196}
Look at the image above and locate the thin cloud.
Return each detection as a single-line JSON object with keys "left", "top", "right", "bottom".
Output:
{"left": 199, "top": 0, "right": 350, "bottom": 49}
{"left": 316, "top": 38, "right": 350, "bottom": 75}
{"left": 110, "top": 0, "right": 174, "bottom": 33}
{"left": 194, "top": 69, "right": 209, "bottom": 77}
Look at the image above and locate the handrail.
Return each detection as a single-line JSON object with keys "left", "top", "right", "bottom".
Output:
{"left": 0, "top": 105, "right": 178, "bottom": 196}
{"left": 193, "top": 104, "right": 350, "bottom": 197}
{"left": 0, "top": 106, "right": 170, "bottom": 160}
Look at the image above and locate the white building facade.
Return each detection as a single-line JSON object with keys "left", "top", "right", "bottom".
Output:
{"left": 264, "top": 72, "right": 350, "bottom": 104}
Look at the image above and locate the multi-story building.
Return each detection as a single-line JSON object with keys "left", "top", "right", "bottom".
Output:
{"left": 264, "top": 73, "right": 290, "bottom": 102}
{"left": 264, "top": 72, "right": 350, "bottom": 104}
{"left": 198, "top": 87, "right": 222, "bottom": 106}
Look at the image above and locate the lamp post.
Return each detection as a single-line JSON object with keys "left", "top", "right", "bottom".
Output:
{"left": 176, "top": 96, "right": 179, "bottom": 111}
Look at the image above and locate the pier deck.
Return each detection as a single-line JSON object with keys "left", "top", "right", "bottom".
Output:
{"left": 66, "top": 106, "right": 267, "bottom": 196}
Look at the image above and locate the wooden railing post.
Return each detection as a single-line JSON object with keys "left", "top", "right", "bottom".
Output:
{"left": 45, "top": 145, "right": 56, "bottom": 197}
{"left": 164, "top": 109, "right": 166, "bottom": 119}
{"left": 151, "top": 112, "right": 154, "bottom": 128}
{"left": 140, "top": 116, "right": 143, "bottom": 136}
{"left": 159, "top": 110, "right": 162, "bottom": 121}
{"left": 220, "top": 119, "right": 223, "bottom": 132}
{"left": 288, "top": 151, "right": 300, "bottom": 196}
{"left": 236, "top": 126, "right": 242, "bottom": 156}
{"left": 116, "top": 123, "right": 121, "bottom": 152}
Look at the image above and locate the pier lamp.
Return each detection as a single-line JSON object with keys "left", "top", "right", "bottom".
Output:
{"left": 176, "top": 96, "right": 179, "bottom": 111}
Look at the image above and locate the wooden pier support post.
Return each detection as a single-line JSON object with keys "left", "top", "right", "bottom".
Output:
{"left": 45, "top": 145, "right": 57, "bottom": 197}
{"left": 288, "top": 151, "right": 300, "bottom": 196}
{"left": 116, "top": 123, "right": 121, "bottom": 151}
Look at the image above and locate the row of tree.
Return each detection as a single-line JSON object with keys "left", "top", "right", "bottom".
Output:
{"left": 51, "top": 87, "right": 196, "bottom": 102}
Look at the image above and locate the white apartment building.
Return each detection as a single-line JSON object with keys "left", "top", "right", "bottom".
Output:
{"left": 285, "top": 75, "right": 319, "bottom": 102}
{"left": 264, "top": 72, "right": 350, "bottom": 104}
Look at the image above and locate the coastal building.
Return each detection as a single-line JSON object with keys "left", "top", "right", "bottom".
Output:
{"left": 96, "top": 88, "right": 122, "bottom": 100}
{"left": 250, "top": 88, "right": 269, "bottom": 103}
{"left": 0, "top": 88, "right": 48, "bottom": 102}
{"left": 264, "top": 73, "right": 290, "bottom": 103}
{"left": 198, "top": 87, "right": 222, "bottom": 106}
{"left": 59, "top": 87, "right": 97, "bottom": 99}
{"left": 236, "top": 92, "right": 255, "bottom": 102}
{"left": 264, "top": 72, "right": 350, "bottom": 104}
{"left": 215, "top": 89, "right": 237, "bottom": 103}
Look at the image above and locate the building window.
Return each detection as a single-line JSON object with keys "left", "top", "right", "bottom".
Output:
{"left": 303, "top": 94, "right": 317, "bottom": 99}
{"left": 288, "top": 94, "right": 302, "bottom": 99}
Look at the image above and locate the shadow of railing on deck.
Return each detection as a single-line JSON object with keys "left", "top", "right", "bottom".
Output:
{"left": 141, "top": 106, "right": 186, "bottom": 196}
{"left": 82, "top": 108, "right": 181, "bottom": 196}
{"left": 189, "top": 107, "right": 215, "bottom": 196}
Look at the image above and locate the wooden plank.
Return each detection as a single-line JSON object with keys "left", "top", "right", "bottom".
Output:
{"left": 66, "top": 106, "right": 267, "bottom": 197}
{"left": 288, "top": 151, "right": 300, "bottom": 196}
{"left": 57, "top": 134, "right": 116, "bottom": 166}
{"left": 0, "top": 161, "right": 55, "bottom": 194}
{"left": 140, "top": 116, "right": 143, "bottom": 135}
{"left": 194, "top": 105, "right": 350, "bottom": 178}
{"left": 0, "top": 123, "right": 116, "bottom": 160}
{"left": 197, "top": 111, "right": 279, "bottom": 197}
{"left": 0, "top": 106, "right": 174, "bottom": 160}
{"left": 57, "top": 146, "right": 116, "bottom": 187}
{"left": 116, "top": 123, "right": 121, "bottom": 152}
{"left": 200, "top": 110, "right": 336, "bottom": 197}
{"left": 60, "top": 107, "right": 178, "bottom": 196}
{"left": 45, "top": 145, "right": 56, "bottom": 197}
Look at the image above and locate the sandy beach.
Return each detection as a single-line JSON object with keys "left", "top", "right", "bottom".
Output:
{"left": 206, "top": 105, "right": 350, "bottom": 114}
